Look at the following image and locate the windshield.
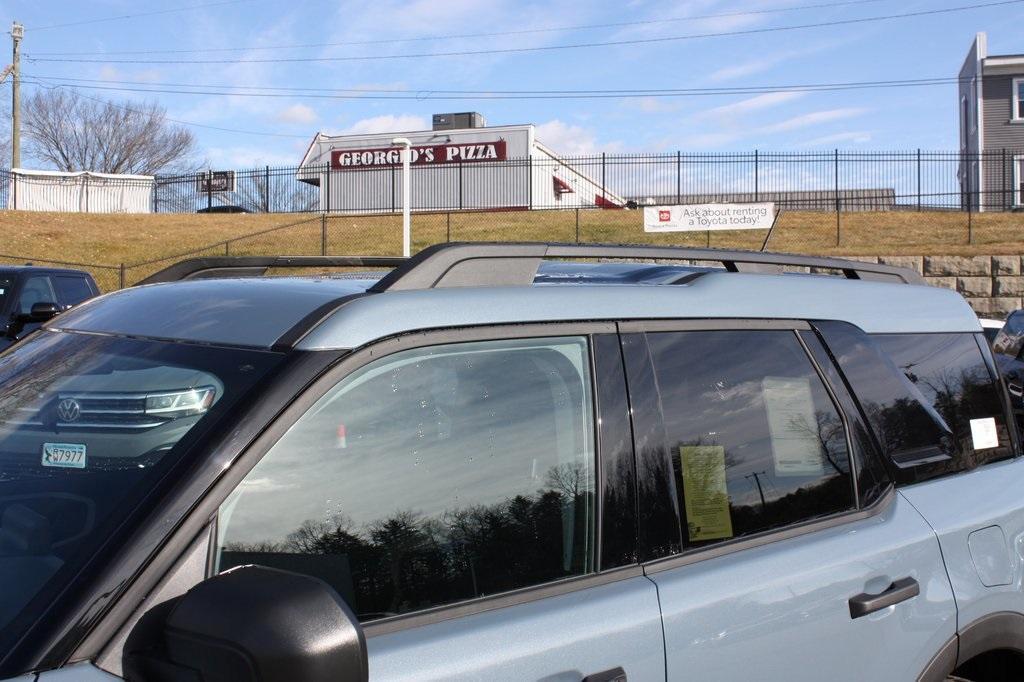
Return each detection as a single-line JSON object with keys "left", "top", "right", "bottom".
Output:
{"left": 0, "top": 330, "right": 284, "bottom": 665}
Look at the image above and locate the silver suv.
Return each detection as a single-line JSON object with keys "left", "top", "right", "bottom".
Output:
{"left": 0, "top": 244, "right": 1019, "bottom": 682}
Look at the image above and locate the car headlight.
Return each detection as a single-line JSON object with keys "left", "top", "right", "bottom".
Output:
{"left": 144, "top": 386, "right": 216, "bottom": 419}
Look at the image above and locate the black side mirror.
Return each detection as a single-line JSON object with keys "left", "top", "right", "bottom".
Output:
{"left": 16, "top": 302, "right": 60, "bottom": 323}
{"left": 123, "top": 565, "right": 368, "bottom": 682}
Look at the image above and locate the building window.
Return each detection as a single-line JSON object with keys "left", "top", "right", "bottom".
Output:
{"left": 1014, "top": 78, "right": 1024, "bottom": 120}
{"left": 1016, "top": 156, "right": 1024, "bottom": 206}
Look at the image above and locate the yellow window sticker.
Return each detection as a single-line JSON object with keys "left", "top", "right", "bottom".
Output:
{"left": 762, "top": 376, "right": 825, "bottom": 477}
{"left": 680, "top": 445, "right": 733, "bottom": 541}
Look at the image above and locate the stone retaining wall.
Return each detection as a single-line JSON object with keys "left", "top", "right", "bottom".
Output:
{"left": 837, "top": 255, "right": 1023, "bottom": 318}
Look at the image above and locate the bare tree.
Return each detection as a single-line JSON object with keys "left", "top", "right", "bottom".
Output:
{"left": 233, "top": 168, "right": 318, "bottom": 213}
{"left": 23, "top": 88, "right": 197, "bottom": 174}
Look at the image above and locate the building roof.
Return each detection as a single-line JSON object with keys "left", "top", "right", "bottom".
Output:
{"left": 298, "top": 123, "right": 535, "bottom": 167}
{"left": 47, "top": 264, "right": 979, "bottom": 351}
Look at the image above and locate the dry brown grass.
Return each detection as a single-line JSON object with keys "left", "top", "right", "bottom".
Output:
{"left": 1, "top": 208, "right": 1022, "bottom": 290}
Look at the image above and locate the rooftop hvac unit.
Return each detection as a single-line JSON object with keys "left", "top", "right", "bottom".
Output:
{"left": 432, "top": 112, "right": 486, "bottom": 131}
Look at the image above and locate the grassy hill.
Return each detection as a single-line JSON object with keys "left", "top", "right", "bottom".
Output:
{"left": 1, "top": 208, "right": 1022, "bottom": 290}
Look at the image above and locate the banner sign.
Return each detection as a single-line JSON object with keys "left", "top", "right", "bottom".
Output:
{"left": 644, "top": 202, "right": 775, "bottom": 232}
{"left": 331, "top": 140, "right": 508, "bottom": 170}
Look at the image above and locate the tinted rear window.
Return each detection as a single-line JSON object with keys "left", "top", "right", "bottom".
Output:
{"left": 53, "top": 275, "right": 95, "bottom": 307}
{"left": 873, "top": 333, "right": 1012, "bottom": 471}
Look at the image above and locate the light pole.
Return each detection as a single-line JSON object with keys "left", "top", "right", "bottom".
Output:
{"left": 392, "top": 137, "right": 412, "bottom": 258}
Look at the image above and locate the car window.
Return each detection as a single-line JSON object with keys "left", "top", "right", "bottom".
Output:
{"left": 0, "top": 331, "right": 283, "bottom": 663}
{"left": 215, "top": 336, "right": 597, "bottom": 623}
{"left": 638, "top": 330, "right": 854, "bottom": 553}
{"left": 993, "top": 310, "right": 1024, "bottom": 358}
{"left": 0, "top": 277, "right": 12, "bottom": 313}
{"left": 16, "top": 275, "right": 56, "bottom": 315}
{"left": 53, "top": 275, "right": 95, "bottom": 308}
{"left": 873, "top": 333, "right": 1012, "bottom": 472}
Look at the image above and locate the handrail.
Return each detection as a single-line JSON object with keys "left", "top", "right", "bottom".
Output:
{"left": 135, "top": 255, "right": 406, "bottom": 285}
{"left": 368, "top": 242, "right": 924, "bottom": 290}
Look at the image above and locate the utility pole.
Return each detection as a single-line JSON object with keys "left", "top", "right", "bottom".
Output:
{"left": 11, "top": 21, "right": 23, "bottom": 169}
{"left": 744, "top": 471, "right": 767, "bottom": 511}
{"left": 391, "top": 137, "right": 412, "bottom": 257}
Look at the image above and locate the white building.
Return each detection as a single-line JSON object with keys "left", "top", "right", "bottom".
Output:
{"left": 297, "top": 113, "right": 624, "bottom": 213}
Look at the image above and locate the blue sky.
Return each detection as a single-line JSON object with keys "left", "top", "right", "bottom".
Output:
{"left": 5, "top": 0, "right": 1024, "bottom": 168}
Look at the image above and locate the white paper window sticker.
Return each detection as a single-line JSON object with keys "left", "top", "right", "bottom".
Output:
{"left": 970, "top": 417, "right": 999, "bottom": 450}
{"left": 762, "top": 376, "right": 825, "bottom": 477}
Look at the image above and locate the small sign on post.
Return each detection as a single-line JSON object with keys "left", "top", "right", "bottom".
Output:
{"left": 644, "top": 202, "right": 775, "bottom": 232}
{"left": 196, "top": 170, "right": 236, "bottom": 193}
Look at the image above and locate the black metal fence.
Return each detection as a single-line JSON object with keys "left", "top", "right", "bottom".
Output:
{"left": 3, "top": 149, "right": 1023, "bottom": 214}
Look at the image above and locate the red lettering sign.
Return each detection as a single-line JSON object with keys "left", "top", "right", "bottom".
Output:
{"left": 330, "top": 140, "right": 507, "bottom": 170}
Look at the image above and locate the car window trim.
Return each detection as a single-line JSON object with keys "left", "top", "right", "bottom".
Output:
{"left": 618, "top": 318, "right": 811, "bottom": 333}
{"left": 364, "top": 564, "right": 645, "bottom": 637}
{"left": 794, "top": 328, "right": 862, "bottom": 505}
{"left": 642, "top": 485, "right": 896, "bottom": 575}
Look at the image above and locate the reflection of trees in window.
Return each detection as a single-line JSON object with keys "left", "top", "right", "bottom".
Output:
{"left": 220, "top": 464, "right": 594, "bottom": 621}
{"left": 677, "top": 417, "right": 851, "bottom": 548}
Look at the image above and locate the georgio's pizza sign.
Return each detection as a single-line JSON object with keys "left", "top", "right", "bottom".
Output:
{"left": 330, "top": 140, "right": 507, "bottom": 170}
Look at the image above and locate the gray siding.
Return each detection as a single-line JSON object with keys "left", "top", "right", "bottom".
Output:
{"left": 958, "top": 39, "right": 981, "bottom": 208}
{"left": 981, "top": 75, "right": 1024, "bottom": 209}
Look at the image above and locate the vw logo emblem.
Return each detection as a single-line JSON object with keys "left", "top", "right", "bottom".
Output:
{"left": 56, "top": 398, "right": 81, "bottom": 423}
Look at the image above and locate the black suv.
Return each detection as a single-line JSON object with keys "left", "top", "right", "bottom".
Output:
{"left": 0, "top": 266, "right": 99, "bottom": 352}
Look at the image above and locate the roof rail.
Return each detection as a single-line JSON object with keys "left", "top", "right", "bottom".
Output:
{"left": 368, "top": 242, "right": 924, "bottom": 291}
{"left": 135, "top": 255, "right": 407, "bottom": 285}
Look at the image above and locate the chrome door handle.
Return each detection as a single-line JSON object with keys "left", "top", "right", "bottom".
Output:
{"left": 1008, "top": 382, "right": 1022, "bottom": 398}
{"left": 583, "top": 667, "right": 627, "bottom": 682}
{"left": 849, "top": 576, "right": 919, "bottom": 618}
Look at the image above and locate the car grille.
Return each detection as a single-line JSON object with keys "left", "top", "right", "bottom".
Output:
{"left": 12, "top": 393, "right": 167, "bottom": 430}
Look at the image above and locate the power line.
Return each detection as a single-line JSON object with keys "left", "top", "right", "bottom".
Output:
{"left": 22, "top": 75, "right": 972, "bottom": 100}
{"left": 25, "top": 80, "right": 308, "bottom": 139}
{"left": 27, "top": 0, "right": 890, "bottom": 56}
{"left": 26, "top": 0, "right": 257, "bottom": 32}
{"left": 24, "top": 0, "right": 1024, "bottom": 65}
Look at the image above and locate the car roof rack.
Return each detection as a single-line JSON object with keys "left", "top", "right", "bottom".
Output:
{"left": 367, "top": 242, "right": 924, "bottom": 291}
{"left": 135, "top": 243, "right": 923, "bottom": 288}
{"left": 136, "top": 255, "right": 407, "bottom": 285}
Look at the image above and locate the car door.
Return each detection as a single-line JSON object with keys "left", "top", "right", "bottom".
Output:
{"left": 620, "top": 321, "right": 957, "bottom": 682}
{"left": 206, "top": 327, "right": 664, "bottom": 681}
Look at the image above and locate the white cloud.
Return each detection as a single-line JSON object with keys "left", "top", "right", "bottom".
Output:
{"left": 334, "top": 114, "right": 430, "bottom": 135}
{"left": 275, "top": 103, "right": 318, "bottom": 125}
{"left": 708, "top": 59, "right": 777, "bottom": 83}
{"left": 761, "top": 108, "right": 868, "bottom": 133}
{"left": 695, "top": 91, "right": 805, "bottom": 120}
{"left": 677, "top": 132, "right": 742, "bottom": 149}
{"left": 707, "top": 40, "right": 848, "bottom": 83}
{"left": 633, "top": 97, "right": 682, "bottom": 114}
{"left": 799, "top": 130, "right": 873, "bottom": 147}
{"left": 535, "top": 119, "right": 621, "bottom": 154}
